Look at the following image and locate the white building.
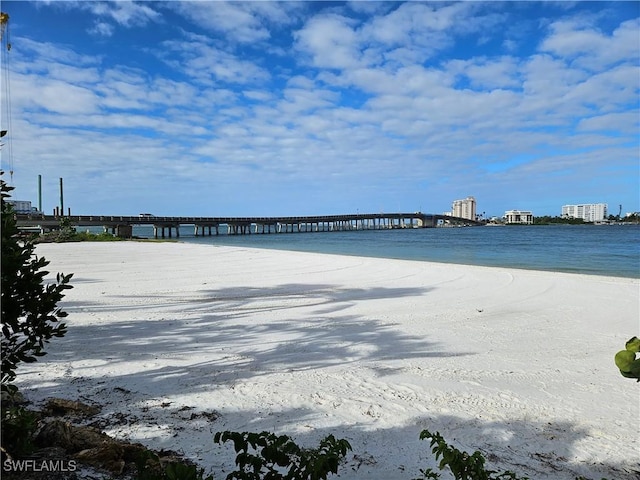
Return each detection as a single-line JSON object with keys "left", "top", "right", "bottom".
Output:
{"left": 504, "top": 210, "right": 534, "bottom": 224}
{"left": 6, "top": 200, "right": 34, "bottom": 214}
{"left": 562, "top": 203, "right": 608, "bottom": 222}
{"left": 451, "top": 196, "right": 476, "bottom": 220}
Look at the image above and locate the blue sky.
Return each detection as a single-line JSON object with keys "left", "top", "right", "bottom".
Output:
{"left": 1, "top": 1, "right": 638, "bottom": 217}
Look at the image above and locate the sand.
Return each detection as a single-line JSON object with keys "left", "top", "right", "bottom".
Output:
{"left": 16, "top": 241, "right": 640, "bottom": 479}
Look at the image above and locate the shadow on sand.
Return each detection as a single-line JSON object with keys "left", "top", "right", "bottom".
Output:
{"left": 16, "top": 283, "right": 637, "bottom": 480}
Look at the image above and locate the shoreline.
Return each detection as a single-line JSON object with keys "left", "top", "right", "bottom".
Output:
{"left": 74, "top": 223, "right": 640, "bottom": 279}
{"left": 175, "top": 223, "right": 640, "bottom": 279}
{"left": 16, "top": 241, "right": 640, "bottom": 479}
{"left": 175, "top": 237, "right": 640, "bottom": 280}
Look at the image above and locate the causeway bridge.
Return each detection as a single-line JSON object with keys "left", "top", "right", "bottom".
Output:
{"left": 16, "top": 212, "right": 482, "bottom": 238}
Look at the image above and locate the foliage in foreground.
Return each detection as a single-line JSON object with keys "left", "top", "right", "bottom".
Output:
{"left": 214, "top": 431, "right": 352, "bottom": 480}
{"left": 1, "top": 405, "right": 39, "bottom": 457}
{"left": 415, "top": 430, "right": 529, "bottom": 480}
{"left": 0, "top": 405, "right": 612, "bottom": 480}
{"left": 1, "top": 174, "right": 73, "bottom": 394}
{"left": 415, "top": 430, "right": 608, "bottom": 480}
{"left": 614, "top": 336, "right": 640, "bottom": 381}
{"left": 212, "top": 430, "right": 606, "bottom": 480}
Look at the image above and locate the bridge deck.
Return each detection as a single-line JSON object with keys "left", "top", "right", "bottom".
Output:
{"left": 15, "top": 212, "right": 482, "bottom": 238}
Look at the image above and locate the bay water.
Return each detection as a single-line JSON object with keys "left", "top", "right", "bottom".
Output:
{"left": 121, "top": 224, "right": 640, "bottom": 278}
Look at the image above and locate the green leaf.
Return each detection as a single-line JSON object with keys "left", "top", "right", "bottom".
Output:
{"left": 625, "top": 336, "right": 640, "bottom": 353}
{"left": 615, "top": 350, "right": 636, "bottom": 371}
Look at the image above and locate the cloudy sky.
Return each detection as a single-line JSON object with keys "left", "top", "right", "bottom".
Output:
{"left": 1, "top": 1, "right": 638, "bottom": 217}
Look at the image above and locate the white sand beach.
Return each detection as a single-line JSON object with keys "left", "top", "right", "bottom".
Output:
{"left": 17, "top": 241, "right": 640, "bottom": 479}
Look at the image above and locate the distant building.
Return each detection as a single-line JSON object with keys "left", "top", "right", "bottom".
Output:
{"left": 6, "top": 200, "right": 37, "bottom": 214}
{"left": 451, "top": 196, "right": 476, "bottom": 220}
{"left": 504, "top": 210, "right": 534, "bottom": 224}
{"left": 562, "top": 203, "right": 607, "bottom": 222}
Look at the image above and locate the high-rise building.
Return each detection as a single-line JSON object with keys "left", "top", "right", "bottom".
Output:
{"left": 562, "top": 203, "right": 608, "bottom": 222}
{"left": 451, "top": 196, "right": 476, "bottom": 220}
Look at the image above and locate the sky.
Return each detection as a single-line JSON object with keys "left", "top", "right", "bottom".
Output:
{"left": 0, "top": 1, "right": 638, "bottom": 217}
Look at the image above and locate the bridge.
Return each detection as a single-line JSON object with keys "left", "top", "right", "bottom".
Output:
{"left": 15, "top": 212, "right": 482, "bottom": 238}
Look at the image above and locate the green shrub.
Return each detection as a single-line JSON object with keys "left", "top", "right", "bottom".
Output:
{"left": 416, "top": 429, "right": 528, "bottom": 480}
{"left": 1, "top": 173, "right": 73, "bottom": 394}
{"left": 71, "top": 230, "right": 122, "bottom": 242}
{"left": 0, "top": 405, "right": 39, "bottom": 456}
{"left": 36, "top": 226, "right": 123, "bottom": 243}
{"left": 417, "top": 430, "right": 609, "bottom": 480}
{"left": 214, "top": 431, "right": 351, "bottom": 480}
{"left": 615, "top": 336, "right": 640, "bottom": 381}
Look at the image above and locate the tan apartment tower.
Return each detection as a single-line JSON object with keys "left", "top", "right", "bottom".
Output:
{"left": 452, "top": 196, "right": 477, "bottom": 220}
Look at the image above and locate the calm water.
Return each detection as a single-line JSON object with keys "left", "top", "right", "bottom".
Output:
{"left": 119, "top": 224, "right": 640, "bottom": 278}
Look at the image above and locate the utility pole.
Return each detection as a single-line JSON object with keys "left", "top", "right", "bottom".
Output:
{"left": 59, "top": 178, "right": 64, "bottom": 216}
{"left": 38, "top": 175, "right": 42, "bottom": 213}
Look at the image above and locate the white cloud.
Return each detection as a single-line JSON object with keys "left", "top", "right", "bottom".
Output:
{"left": 562, "top": 65, "right": 640, "bottom": 112}
{"left": 172, "top": 1, "right": 269, "bottom": 43}
{"left": 169, "top": 1, "right": 302, "bottom": 44}
{"left": 294, "top": 13, "right": 362, "bottom": 70}
{"left": 540, "top": 17, "right": 640, "bottom": 70}
{"left": 577, "top": 112, "right": 639, "bottom": 134}
{"left": 242, "top": 89, "right": 275, "bottom": 102}
{"left": 158, "top": 36, "right": 271, "bottom": 85}
{"left": 86, "top": 0, "right": 161, "bottom": 28}
{"left": 293, "top": 3, "right": 463, "bottom": 72}
{"left": 88, "top": 21, "right": 114, "bottom": 37}
{"left": 447, "top": 57, "right": 521, "bottom": 90}
{"left": 13, "top": 73, "right": 98, "bottom": 115}
{"left": 520, "top": 53, "right": 588, "bottom": 106}
{"left": 281, "top": 86, "right": 338, "bottom": 113}
{"left": 13, "top": 37, "right": 99, "bottom": 68}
